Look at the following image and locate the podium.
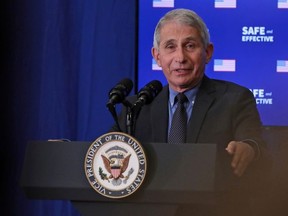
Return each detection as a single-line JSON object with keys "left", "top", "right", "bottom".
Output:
{"left": 20, "top": 141, "right": 233, "bottom": 216}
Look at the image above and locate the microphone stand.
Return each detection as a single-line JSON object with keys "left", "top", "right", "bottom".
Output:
{"left": 122, "top": 100, "right": 134, "bottom": 136}
{"left": 106, "top": 103, "right": 122, "bottom": 132}
{"left": 106, "top": 99, "right": 136, "bottom": 136}
{"left": 107, "top": 97, "right": 147, "bottom": 137}
{"left": 126, "top": 100, "right": 146, "bottom": 137}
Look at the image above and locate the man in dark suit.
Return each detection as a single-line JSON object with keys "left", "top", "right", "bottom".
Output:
{"left": 115, "top": 8, "right": 265, "bottom": 176}
{"left": 112, "top": 8, "right": 267, "bottom": 215}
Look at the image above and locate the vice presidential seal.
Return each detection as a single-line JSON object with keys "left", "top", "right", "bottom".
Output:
{"left": 84, "top": 132, "right": 147, "bottom": 198}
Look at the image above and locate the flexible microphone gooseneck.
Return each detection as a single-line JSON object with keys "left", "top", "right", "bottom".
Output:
{"left": 106, "top": 78, "right": 133, "bottom": 132}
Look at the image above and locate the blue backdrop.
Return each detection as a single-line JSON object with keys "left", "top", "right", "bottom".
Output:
{"left": 1, "top": 0, "right": 136, "bottom": 215}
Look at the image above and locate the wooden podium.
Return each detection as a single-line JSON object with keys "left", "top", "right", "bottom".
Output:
{"left": 20, "top": 141, "right": 234, "bottom": 216}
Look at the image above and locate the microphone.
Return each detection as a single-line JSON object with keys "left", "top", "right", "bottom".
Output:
{"left": 134, "top": 80, "right": 163, "bottom": 108}
{"left": 107, "top": 78, "right": 133, "bottom": 107}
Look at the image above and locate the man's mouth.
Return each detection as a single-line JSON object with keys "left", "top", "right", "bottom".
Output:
{"left": 174, "top": 68, "right": 190, "bottom": 73}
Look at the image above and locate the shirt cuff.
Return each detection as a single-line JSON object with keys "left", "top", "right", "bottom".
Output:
{"left": 241, "top": 139, "right": 261, "bottom": 160}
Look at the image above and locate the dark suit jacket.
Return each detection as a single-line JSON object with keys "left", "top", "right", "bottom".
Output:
{"left": 114, "top": 75, "right": 264, "bottom": 151}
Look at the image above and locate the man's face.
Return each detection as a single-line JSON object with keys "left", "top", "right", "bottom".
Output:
{"left": 152, "top": 21, "right": 213, "bottom": 92}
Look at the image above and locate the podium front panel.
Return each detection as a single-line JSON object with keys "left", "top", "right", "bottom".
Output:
{"left": 21, "top": 141, "right": 218, "bottom": 205}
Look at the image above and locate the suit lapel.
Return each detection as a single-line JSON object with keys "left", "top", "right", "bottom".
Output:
{"left": 146, "top": 80, "right": 217, "bottom": 143}
{"left": 187, "top": 76, "right": 216, "bottom": 143}
{"left": 151, "top": 86, "right": 169, "bottom": 142}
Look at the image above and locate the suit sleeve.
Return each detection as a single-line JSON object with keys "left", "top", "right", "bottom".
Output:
{"left": 232, "top": 88, "right": 265, "bottom": 159}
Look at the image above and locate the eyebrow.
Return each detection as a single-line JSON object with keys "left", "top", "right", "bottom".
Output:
{"left": 162, "top": 37, "right": 198, "bottom": 46}
{"left": 162, "top": 39, "right": 176, "bottom": 46}
{"left": 182, "top": 36, "right": 198, "bottom": 42}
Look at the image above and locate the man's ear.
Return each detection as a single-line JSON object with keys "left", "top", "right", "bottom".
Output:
{"left": 205, "top": 43, "right": 214, "bottom": 64}
{"left": 151, "top": 47, "right": 161, "bottom": 67}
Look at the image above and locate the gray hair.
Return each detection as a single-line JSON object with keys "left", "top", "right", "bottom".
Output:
{"left": 153, "top": 8, "right": 210, "bottom": 49}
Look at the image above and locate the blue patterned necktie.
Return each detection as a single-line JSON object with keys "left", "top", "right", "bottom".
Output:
{"left": 168, "top": 93, "right": 188, "bottom": 143}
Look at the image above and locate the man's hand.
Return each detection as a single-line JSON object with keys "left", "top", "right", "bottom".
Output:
{"left": 226, "top": 141, "right": 255, "bottom": 177}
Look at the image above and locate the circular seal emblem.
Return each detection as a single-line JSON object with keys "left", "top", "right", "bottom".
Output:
{"left": 84, "top": 132, "right": 147, "bottom": 199}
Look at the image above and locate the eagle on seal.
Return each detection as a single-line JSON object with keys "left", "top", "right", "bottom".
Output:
{"left": 101, "top": 154, "right": 131, "bottom": 179}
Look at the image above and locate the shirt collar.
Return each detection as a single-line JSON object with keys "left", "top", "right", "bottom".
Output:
{"left": 169, "top": 85, "right": 200, "bottom": 106}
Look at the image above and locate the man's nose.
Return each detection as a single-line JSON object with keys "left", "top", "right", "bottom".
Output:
{"left": 174, "top": 47, "right": 186, "bottom": 63}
